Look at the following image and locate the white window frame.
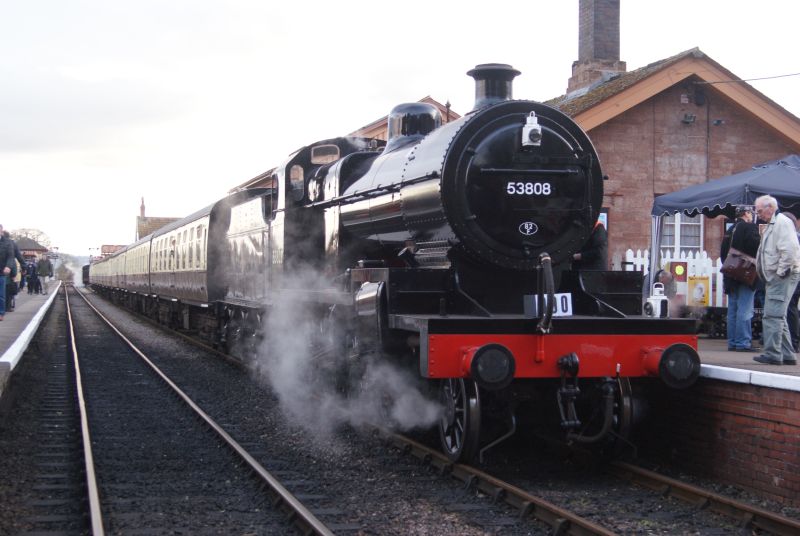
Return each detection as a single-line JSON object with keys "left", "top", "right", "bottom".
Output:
{"left": 661, "top": 213, "right": 704, "bottom": 256}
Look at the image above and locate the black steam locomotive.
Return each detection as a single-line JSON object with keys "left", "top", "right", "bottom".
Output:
{"left": 90, "top": 64, "right": 700, "bottom": 461}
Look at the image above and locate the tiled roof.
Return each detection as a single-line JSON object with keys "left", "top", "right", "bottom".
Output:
{"left": 14, "top": 236, "right": 47, "bottom": 251}
{"left": 547, "top": 48, "right": 703, "bottom": 116}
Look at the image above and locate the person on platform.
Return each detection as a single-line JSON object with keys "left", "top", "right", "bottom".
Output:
{"left": 27, "top": 260, "right": 39, "bottom": 295}
{"left": 753, "top": 195, "right": 800, "bottom": 365}
{"left": 572, "top": 219, "right": 608, "bottom": 271}
{"left": 720, "top": 207, "right": 761, "bottom": 352}
{"left": 3, "top": 231, "right": 26, "bottom": 313}
{"left": 0, "top": 224, "right": 16, "bottom": 321}
{"left": 782, "top": 212, "right": 800, "bottom": 351}
{"left": 37, "top": 253, "right": 53, "bottom": 294}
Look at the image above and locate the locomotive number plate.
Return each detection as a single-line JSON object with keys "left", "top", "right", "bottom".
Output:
{"left": 526, "top": 293, "right": 573, "bottom": 317}
{"left": 506, "top": 181, "right": 552, "bottom": 196}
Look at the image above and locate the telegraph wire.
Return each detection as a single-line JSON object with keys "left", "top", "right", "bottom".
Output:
{"left": 694, "top": 72, "right": 800, "bottom": 85}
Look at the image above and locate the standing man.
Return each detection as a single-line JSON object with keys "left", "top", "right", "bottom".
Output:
{"left": 572, "top": 219, "right": 608, "bottom": 271}
{"left": 754, "top": 195, "right": 800, "bottom": 365}
{"left": 720, "top": 207, "right": 761, "bottom": 352}
{"left": 37, "top": 253, "right": 53, "bottom": 294}
{"left": 0, "top": 224, "right": 16, "bottom": 321}
{"left": 782, "top": 212, "right": 800, "bottom": 350}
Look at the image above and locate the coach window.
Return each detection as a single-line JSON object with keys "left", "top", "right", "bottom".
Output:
{"left": 195, "top": 226, "right": 201, "bottom": 268}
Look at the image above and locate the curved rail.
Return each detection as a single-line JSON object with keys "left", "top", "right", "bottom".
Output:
{"left": 609, "top": 461, "right": 800, "bottom": 536}
{"left": 386, "top": 432, "right": 616, "bottom": 536}
{"left": 72, "top": 286, "right": 334, "bottom": 536}
{"left": 64, "top": 286, "right": 106, "bottom": 535}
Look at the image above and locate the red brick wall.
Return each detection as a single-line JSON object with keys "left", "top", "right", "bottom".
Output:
{"left": 588, "top": 83, "right": 797, "bottom": 268}
{"left": 638, "top": 379, "right": 800, "bottom": 506}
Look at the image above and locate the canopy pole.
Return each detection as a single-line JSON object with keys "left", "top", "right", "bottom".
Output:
{"left": 647, "top": 215, "right": 663, "bottom": 298}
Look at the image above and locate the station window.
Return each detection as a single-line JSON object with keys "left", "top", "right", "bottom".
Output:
{"left": 661, "top": 213, "right": 703, "bottom": 256}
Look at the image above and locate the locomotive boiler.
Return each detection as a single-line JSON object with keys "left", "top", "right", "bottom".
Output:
{"left": 90, "top": 64, "right": 701, "bottom": 462}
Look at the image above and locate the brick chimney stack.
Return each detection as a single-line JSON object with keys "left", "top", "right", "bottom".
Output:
{"left": 140, "top": 197, "right": 145, "bottom": 218}
{"left": 567, "top": 0, "right": 627, "bottom": 95}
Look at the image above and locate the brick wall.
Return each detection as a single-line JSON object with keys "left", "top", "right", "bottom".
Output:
{"left": 589, "top": 82, "right": 797, "bottom": 267}
{"left": 638, "top": 378, "right": 800, "bottom": 506}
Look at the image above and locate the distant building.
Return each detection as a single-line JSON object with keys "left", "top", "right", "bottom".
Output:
{"left": 348, "top": 96, "right": 460, "bottom": 140}
{"left": 228, "top": 97, "right": 458, "bottom": 193}
{"left": 136, "top": 197, "right": 179, "bottom": 241}
{"left": 14, "top": 236, "right": 48, "bottom": 261}
{"left": 101, "top": 245, "right": 126, "bottom": 256}
{"left": 547, "top": 0, "right": 800, "bottom": 267}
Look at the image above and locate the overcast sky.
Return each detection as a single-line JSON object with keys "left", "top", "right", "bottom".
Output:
{"left": 2, "top": 0, "right": 798, "bottom": 256}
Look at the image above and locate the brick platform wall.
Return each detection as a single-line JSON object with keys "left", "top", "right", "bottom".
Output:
{"left": 638, "top": 378, "right": 800, "bottom": 506}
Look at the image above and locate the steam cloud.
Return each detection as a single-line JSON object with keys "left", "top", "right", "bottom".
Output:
{"left": 251, "top": 266, "right": 442, "bottom": 442}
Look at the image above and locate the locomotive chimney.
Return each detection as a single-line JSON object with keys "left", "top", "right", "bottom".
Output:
{"left": 467, "top": 63, "right": 520, "bottom": 110}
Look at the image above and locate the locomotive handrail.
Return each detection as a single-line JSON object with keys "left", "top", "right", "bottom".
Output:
{"left": 305, "top": 173, "right": 437, "bottom": 209}
{"left": 536, "top": 253, "right": 555, "bottom": 334}
{"left": 479, "top": 167, "right": 580, "bottom": 175}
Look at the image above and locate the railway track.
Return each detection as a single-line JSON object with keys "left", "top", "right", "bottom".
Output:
{"left": 58, "top": 285, "right": 333, "bottom": 534}
{"left": 11, "top": 286, "right": 789, "bottom": 534}
{"left": 76, "top": 287, "right": 553, "bottom": 535}
{"left": 607, "top": 461, "right": 800, "bottom": 536}
{"left": 386, "top": 431, "right": 800, "bottom": 535}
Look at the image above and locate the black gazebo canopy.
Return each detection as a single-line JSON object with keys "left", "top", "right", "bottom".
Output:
{"left": 651, "top": 155, "right": 800, "bottom": 217}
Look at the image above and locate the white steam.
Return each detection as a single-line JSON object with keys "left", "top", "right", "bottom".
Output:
{"left": 61, "top": 261, "right": 84, "bottom": 286}
{"left": 251, "top": 267, "right": 441, "bottom": 441}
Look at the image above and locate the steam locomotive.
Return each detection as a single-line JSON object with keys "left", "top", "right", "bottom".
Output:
{"left": 90, "top": 64, "right": 700, "bottom": 462}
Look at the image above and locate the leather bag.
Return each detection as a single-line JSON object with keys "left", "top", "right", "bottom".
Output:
{"left": 721, "top": 246, "right": 757, "bottom": 286}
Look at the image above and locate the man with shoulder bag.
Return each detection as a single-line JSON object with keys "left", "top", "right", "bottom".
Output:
{"left": 753, "top": 195, "right": 800, "bottom": 365}
{"left": 721, "top": 206, "right": 761, "bottom": 352}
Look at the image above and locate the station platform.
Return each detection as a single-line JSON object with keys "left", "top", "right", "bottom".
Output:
{"left": 0, "top": 286, "right": 797, "bottom": 396}
{"left": 0, "top": 281, "right": 61, "bottom": 393}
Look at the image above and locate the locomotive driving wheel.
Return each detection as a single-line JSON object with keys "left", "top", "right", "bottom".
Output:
{"left": 607, "top": 376, "right": 634, "bottom": 457}
{"left": 439, "top": 378, "right": 481, "bottom": 462}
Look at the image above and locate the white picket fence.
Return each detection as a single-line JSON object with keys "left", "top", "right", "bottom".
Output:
{"left": 625, "top": 249, "right": 727, "bottom": 307}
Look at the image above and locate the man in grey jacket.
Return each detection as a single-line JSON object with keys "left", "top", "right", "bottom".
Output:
{"left": 754, "top": 195, "right": 800, "bottom": 365}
